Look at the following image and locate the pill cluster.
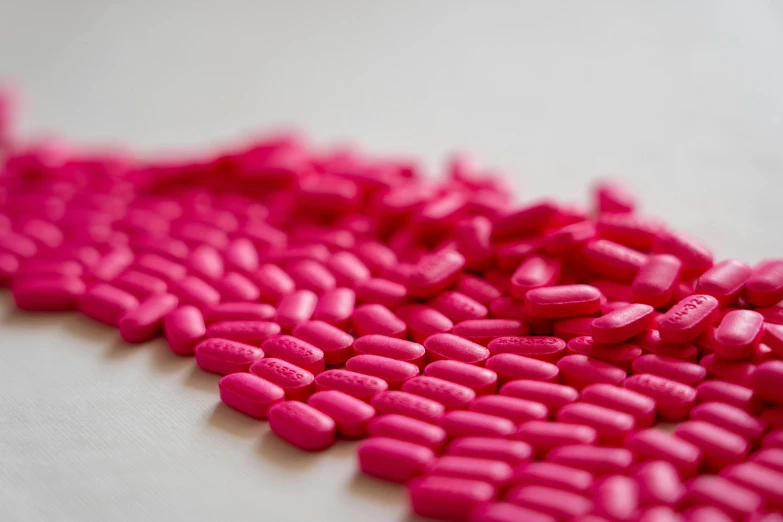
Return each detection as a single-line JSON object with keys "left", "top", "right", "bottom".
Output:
{"left": 2, "top": 90, "right": 783, "bottom": 522}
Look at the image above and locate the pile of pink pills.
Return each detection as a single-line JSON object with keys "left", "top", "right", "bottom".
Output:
{"left": 2, "top": 89, "right": 783, "bottom": 522}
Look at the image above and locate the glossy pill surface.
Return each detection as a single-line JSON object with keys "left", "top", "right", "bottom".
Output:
{"left": 696, "top": 259, "right": 752, "bottom": 306}
{"left": 275, "top": 289, "right": 318, "bottom": 331}
{"left": 451, "top": 319, "right": 527, "bottom": 346}
{"left": 119, "top": 293, "right": 178, "bottom": 343}
{"left": 713, "top": 309, "right": 764, "bottom": 360}
{"left": 205, "top": 320, "right": 280, "bottom": 345}
{"left": 487, "top": 336, "right": 566, "bottom": 363}
{"left": 632, "top": 254, "right": 682, "bottom": 308}
{"left": 368, "top": 414, "right": 447, "bottom": 451}
{"left": 395, "top": 304, "right": 453, "bottom": 343}
{"left": 745, "top": 259, "right": 783, "bottom": 306}
{"left": 592, "top": 303, "right": 655, "bottom": 343}
{"left": 428, "top": 455, "right": 513, "bottom": 488}
{"left": 437, "top": 410, "right": 516, "bottom": 439}
{"left": 580, "top": 383, "right": 656, "bottom": 428}
{"left": 557, "top": 402, "right": 636, "bottom": 445}
{"left": 202, "top": 302, "right": 275, "bottom": 323}
{"left": 546, "top": 444, "right": 635, "bottom": 475}
{"left": 505, "top": 484, "right": 593, "bottom": 520}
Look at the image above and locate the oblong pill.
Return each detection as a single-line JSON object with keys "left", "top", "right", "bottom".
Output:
{"left": 352, "top": 334, "right": 426, "bottom": 369}
{"left": 557, "top": 354, "right": 626, "bottom": 389}
{"left": 325, "top": 251, "right": 371, "bottom": 287}
{"left": 624, "top": 429, "right": 703, "bottom": 478}
{"left": 505, "top": 484, "right": 593, "bottom": 520}
{"left": 509, "top": 461, "right": 594, "bottom": 495}
{"left": 164, "top": 305, "right": 206, "bottom": 355}
{"left": 427, "top": 455, "right": 513, "bottom": 488}
{"left": 194, "top": 338, "right": 264, "bottom": 375}
{"left": 633, "top": 329, "right": 698, "bottom": 362}
{"left": 79, "top": 283, "right": 139, "bottom": 327}
{"left": 275, "top": 289, "right": 317, "bottom": 331}
{"left": 407, "top": 249, "right": 466, "bottom": 299}
{"left": 632, "top": 254, "right": 682, "bottom": 309}
{"left": 355, "top": 277, "right": 407, "bottom": 309}
{"left": 546, "top": 444, "right": 635, "bottom": 475}
{"left": 267, "top": 401, "right": 336, "bottom": 451}
{"left": 456, "top": 274, "right": 501, "bottom": 305}
{"left": 580, "top": 383, "right": 656, "bottom": 428}
{"left": 135, "top": 253, "right": 186, "bottom": 283}
{"left": 357, "top": 437, "right": 436, "bottom": 483}
{"left": 187, "top": 244, "right": 225, "bottom": 281}
{"left": 696, "top": 259, "right": 752, "bottom": 306}
{"left": 750, "top": 447, "right": 783, "bottom": 473}
{"left": 249, "top": 358, "right": 315, "bottom": 401}
{"left": 510, "top": 255, "right": 561, "bottom": 298}
{"left": 673, "top": 420, "right": 749, "bottom": 471}
{"left": 205, "top": 320, "right": 280, "bottom": 344}
{"left": 446, "top": 437, "right": 532, "bottom": 466}
{"left": 471, "top": 502, "right": 557, "bottom": 522}
{"left": 351, "top": 303, "right": 406, "bottom": 338}
{"left": 745, "top": 259, "right": 783, "bottom": 306}
{"left": 170, "top": 275, "right": 221, "bottom": 309}
{"left": 368, "top": 414, "right": 446, "bottom": 451}
{"left": 700, "top": 354, "right": 756, "bottom": 387}
{"left": 202, "top": 302, "right": 276, "bottom": 324}
{"left": 623, "top": 373, "right": 697, "bottom": 420}
{"left": 514, "top": 420, "right": 597, "bottom": 457}
{"left": 395, "top": 304, "right": 453, "bottom": 343}
{"left": 658, "top": 294, "right": 719, "bottom": 343}
{"left": 369, "top": 390, "right": 445, "bottom": 422}
{"left": 424, "top": 333, "right": 490, "bottom": 365}
{"left": 580, "top": 239, "right": 648, "bottom": 282}
{"left": 488, "top": 295, "right": 526, "bottom": 320}
{"left": 345, "top": 354, "right": 419, "bottom": 389}
{"left": 685, "top": 475, "right": 762, "bottom": 520}
{"left": 261, "top": 334, "right": 325, "bottom": 375}
{"left": 402, "top": 375, "right": 476, "bottom": 410}
{"left": 286, "top": 259, "right": 335, "bottom": 295}
{"left": 486, "top": 353, "right": 559, "bottom": 384}
{"left": 696, "top": 380, "right": 760, "bottom": 413}
{"left": 314, "top": 369, "right": 388, "bottom": 401}
{"left": 306, "top": 389, "right": 375, "bottom": 438}
{"left": 90, "top": 247, "right": 134, "bottom": 282}
{"left": 437, "top": 410, "right": 515, "bottom": 439}
{"left": 424, "top": 360, "right": 498, "bottom": 395}
{"left": 632, "top": 354, "right": 707, "bottom": 386}
{"left": 591, "top": 303, "right": 655, "bottom": 343}
{"left": 430, "top": 291, "right": 488, "bottom": 322}
{"left": 12, "top": 275, "right": 85, "bottom": 311}
{"left": 469, "top": 395, "right": 547, "bottom": 424}
{"left": 214, "top": 271, "right": 260, "bottom": 302}
{"left": 250, "top": 263, "right": 295, "bottom": 304}
{"left": 407, "top": 475, "right": 496, "bottom": 522}
{"left": 721, "top": 461, "right": 783, "bottom": 510}
{"left": 218, "top": 372, "right": 284, "bottom": 419}
{"left": 557, "top": 402, "right": 636, "bottom": 445}
{"left": 690, "top": 402, "right": 766, "bottom": 442}
{"left": 713, "top": 309, "right": 764, "bottom": 360}
{"left": 451, "top": 319, "right": 527, "bottom": 346}
{"left": 487, "top": 336, "right": 566, "bottom": 363}
{"left": 500, "top": 380, "right": 579, "bottom": 414}
{"left": 113, "top": 269, "right": 167, "bottom": 299}
{"left": 553, "top": 317, "right": 594, "bottom": 341}
{"left": 751, "top": 360, "right": 783, "bottom": 405}
{"left": 566, "top": 336, "right": 641, "bottom": 372}
{"left": 653, "top": 230, "right": 713, "bottom": 278}
{"left": 632, "top": 460, "right": 685, "bottom": 507}
{"left": 764, "top": 323, "right": 783, "bottom": 356}
{"left": 223, "top": 237, "right": 258, "bottom": 273}
{"left": 593, "top": 475, "right": 640, "bottom": 521}
{"left": 119, "top": 293, "right": 178, "bottom": 343}
{"left": 524, "top": 284, "right": 602, "bottom": 319}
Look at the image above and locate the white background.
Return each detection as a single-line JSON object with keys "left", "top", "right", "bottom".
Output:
{"left": 1, "top": 2, "right": 783, "bottom": 521}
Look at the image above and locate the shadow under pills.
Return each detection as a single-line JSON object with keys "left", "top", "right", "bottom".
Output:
{"left": 255, "top": 429, "right": 323, "bottom": 472}
{"left": 184, "top": 365, "right": 220, "bottom": 393}
{"left": 346, "top": 470, "right": 406, "bottom": 509}
{"left": 207, "top": 402, "right": 263, "bottom": 439}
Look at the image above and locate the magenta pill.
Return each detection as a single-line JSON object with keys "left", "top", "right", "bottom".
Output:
{"left": 547, "top": 444, "right": 635, "bottom": 475}
{"left": 764, "top": 323, "right": 783, "bottom": 356}
{"left": 625, "top": 429, "right": 703, "bottom": 478}
{"left": 250, "top": 263, "right": 295, "bottom": 304}
{"left": 213, "top": 271, "right": 260, "bottom": 302}
{"left": 408, "top": 475, "right": 496, "bottom": 522}
{"left": 325, "top": 251, "right": 371, "bottom": 287}
{"left": 557, "top": 402, "right": 635, "bottom": 445}
{"left": 750, "top": 448, "right": 783, "bottom": 473}
{"left": 205, "top": 320, "right": 280, "bottom": 344}
{"left": 135, "top": 253, "right": 186, "bottom": 283}
{"left": 470, "top": 502, "right": 556, "bottom": 522}
{"left": 456, "top": 274, "right": 501, "bottom": 305}
{"left": 112, "top": 269, "right": 167, "bottom": 299}
{"left": 500, "top": 380, "right": 579, "bottom": 414}
{"left": 249, "top": 358, "right": 315, "bottom": 401}
{"left": 218, "top": 372, "right": 284, "bottom": 419}
{"left": 430, "top": 291, "right": 488, "bottom": 323}
{"left": 488, "top": 295, "right": 526, "bottom": 320}
{"left": 685, "top": 475, "right": 762, "bottom": 520}
{"left": 194, "top": 338, "right": 264, "bottom": 375}
{"left": 623, "top": 373, "right": 697, "bottom": 420}
{"left": 286, "top": 259, "right": 336, "bottom": 295}
{"left": 345, "top": 354, "right": 419, "bottom": 389}
{"left": 580, "top": 239, "right": 648, "bottom": 282}
{"left": 368, "top": 414, "right": 447, "bottom": 451}
{"left": 437, "top": 410, "right": 515, "bottom": 439}
{"left": 451, "top": 319, "right": 528, "bottom": 346}
{"left": 491, "top": 199, "right": 561, "bottom": 241}
{"left": 351, "top": 303, "right": 406, "bottom": 338}
{"left": 424, "top": 360, "right": 498, "bottom": 396}
{"left": 428, "top": 455, "right": 513, "bottom": 488}
{"left": 353, "top": 334, "right": 426, "bottom": 369}
{"left": 674, "top": 420, "right": 749, "bottom": 471}
{"left": 632, "top": 354, "right": 706, "bottom": 386}
{"left": 306, "top": 389, "right": 375, "bottom": 438}
{"left": 634, "top": 329, "right": 698, "bottom": 362}
{"left": 764, "top": 428, "right": 783, "bottom": 448}
{"left": 261, "top": 334, "right": 325, "bottom": 375}
{"left": 696, "top": 380, "right": 760, "bottom": 413}
{"left": 486, "top": 353, "right": 559, "bottom": 385}
{"left": 469, "top": 395, "right": 547, "bottom": 424}
{"left": 632, "top": 255, "right": 682, "bottom": 309}
{"left": 691, "top": 401, "right": 766, "bottom": 442}
{"left": 566, "top": 336, "right": 641, "bottom": 371}
{"left": 581, "top": 383, "right": 656, "bottom": 428}
{"left": 187, "top": 244, "right": 224, "bottom": 281}
{"left": 202, "top": 302, "right": 275, "bottom": 323}
{"left": 487, "top": 336, "right": 566, "bottom": 363}
{"left": 275, "top": 289, "right": 317, "bottom": 331}
{"left": 553, "top": 317, "right": 594, "bottom": 341}
{"left": 355, "top": 277, "right": 407, "bottom": 309}
{"left": 509, "top": 255, "right": 561, "bottom": 298}
{"left": 357, "top": 437, "right": 436, "bottom": 483}
{"left": 353, "top": 240, "right": 397, "bottom": 275}
{"left": 592, "top": 303, "right": 655, "bottom": 344}
{"left": 424, "top": 333, "right": 490, "bottom": 365}
{"left": 395, "top": 304, "right": 453, "bottom": 343}
{"left": 170, "top": 275, "right": 221, "bottom": 309}
{"left": 164, "top": 305, "right": 206, "bottom": 355}
{"left": 653, "top": 230, "right": 713, "bottom": 278}
{"left": 633, "top": 460, "right": 686, "bottom": 507}
{"left": 79, "top": 283, "right": 139, "bottom": 326}
{"left": 509, "top": 461, "right": 593, "bottom": 495}
{"left": 406, "top": 249, "right": 466, "bottom": 299}
{"left": 695, "top": 259, "right": 752, "bottom": 306}
{"left": 557, "top": 354, "right": 626, "bottom": 389}
{"left": 455, "top": 216, "right": 494, "bottom": 271}
{"left": 745, "top": 259, "right": 783, "bottom": 306}
{"left": 514, "top": 420, "right": 597, "bottom": 457}
{"left": 504, "top": 484, "right": 593, "bottom": 521}
{"left": 524, "top": 284, "right": 602, "bottom": 319}
{"left": 722, "top": 461, "right": 783, "bottom": 510}
{"left": 752, "top": 360, "right": 783, "bottom": 405}
{"left": 658, "top": 294, "right": 719, "bottom": 343}
{"left": 369, "top": 390, "right": 445, "bottom": 422}
{"left": 314, "top": 369, "right": 388, "bottom": 401}
{"left": 12, "top": 275, "right": 85, "bottom": 311}
{"left": 223, "top": 237, "right": 258, "bottom": 273}
{"left": 700, "top": 354, "right": 756, "bottom": 387}
{"left": 683, "top": 506, "right": 733, "bottom": 522}
{"left": 402, "top": 375, "right": 476, "bottom": 410}
{"left": 759, "top": 302, "right": 783, "bottom": 325}
{"left": 761, "top": 407, "right": 783, "bottom": 429}
{"left": 712, "top": 309, "right": 764, "bottom": 360}
{"left": 268, "top": 401, "right": 336, "bottom": 451}
{"left": 446, "top": 437, "right": 533, "bottom": 466}
{"left": 119, "top": 293, "right": 178, "bottom": 343}
{"left": 593, "top": 475, "right": 640, "bottom": 521}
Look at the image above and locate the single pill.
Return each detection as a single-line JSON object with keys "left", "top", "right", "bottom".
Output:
{"left": 553, "top": 317, "right": 594, "bottom": 341}
{"left": 695, "top": 259, "right": 752, "bottom": 306}
{"left": 764, "top": 323, "right": 783, "bottom": 356}
{"left": 486, "top": 353, "right": 559, "bottom": 384}
{"left": 633, "top": 329, "right": 698, "bottom": 362}
{"left": 547, "top": 444, "right": 635, "bottom": 475}
{"left": 79, "top": 283, "right": 140, "bottom": 327}
{"left": 223, "top": 237, "right": 259, "bottom": 273}
{"left": 696, "top": 380, "right": 760, "bottom": 413}
{"left": 369, "top": 390, "right": 445, "bottom": 423}
{"left": 673, "top": 420, "right": 749, "bottom": 471}
{"left": 446, "top": 437, "right": 532, "bottom": 466}
{"left": 470, "top": 502, "right": 556, "bottom": 522}
{"left": 757, "top": 303, "right": 783, "bottom": 325}
{"left": 658, "top": 294, "right": 719, "bottom": 343}
{"left": 580, "top": 383, "right": 655, "bottom": 428}
{"left": 202, "top": 302, "right": 275, "bottom": 323}
{"left": 469, "top": 395, "right": 548, "bottom": 424}
{"left": 119, "top": 293, "right": 178, "bottom": 343}
{"left": 653, "top": 230, "right": 713, "bottom": 278}
{"left": 286, "top": 259, "right": 336, "bottom": 295}
{"left": 524, "top": 284, "right": 602, "bottom": 319}
{"left": 353, "top": 241, "right": 398, "bottom": 275}
{"left": 509, "top": 461, "right": 594, "bottom": 494}
{"left": 424, "top": 360, "right": 498, "bottom": 395}
{"left": 314, "top": 369, "right": 388, "bottom": 401}
{"left": 218, "top": 372, "right": 284, "bottom": 419}
{"left": 170, "top": 275, "right": 221, "bottom": 309}
{"left": 500, "top": 380, "right": 579, "bottom": 414}
{"left": 504, "top": 485, "right": 593, "bottom": 521}
{"left": 455, "top": 217, "right": 494, "bottom": 272}
{"left": 430, "top": 291, "right": 488, "bottom": 323}
{"left": 250, "top": 263, "right": 295, "bottom": 304}
{"left": 682, "top": 506, "right": 733, "bottom": 522}
{"left": 593, "top": 475, "right": 640, "bottom": 521}
{"left": 357, "top": 437, "right": 436, "bottom": 483}
{"left": 12, "top": 275, "right": 85, "bottom": 311}
{"left": 194, "top": 338, "right": 264, "bottom": 375}
{"left": 261, "top": 335, "right": 325, "bottom": 375}
{"left": 623, "top": 373, "right": 697, "bottom": 420}
{"left": 353, "top": 335, "right": 426, "bottom": 369}
{"left": 310, "top": 287, "right": 354, "bottom": 330}
{"left": 407, "top": 475, "right": 496, "bottom": 522}
{"left": 592, "top": 303, "right": 655, "bottom": 343}
{"left": 721, "top": 462, "right": 783, "bottom": 510}
{"left": 700, "top": 354, "right": 756, "bottom": 387}
{"left": 402, "top": 375, "right": 476, "bottom": 410}
{"left": 557, "top": 354, "right": 626, "bottom": 389}
{"left": 745, "top": 259, "right": 783, "bottom": 306}
{"left": 355, "top": 277, "right": 407, "bottom": 309}
{"left": 594, "top": 179, "right": 636, "bottom": 213}
{"left": 491, "top": 199, "right": 561, "bottom": 241}
{"left": 495, "top": 238, "right": 541, "bottom": 271}
{"left": 275, "top": 289, "right": 317, "bottom": 331}
{"left": 306, "top": 390, "right": 375, "bottom": 438}
{"left": 451, "top": 319, "right": 528, "bottom": 346}
{"left": 346, "top": 354, "right": 418, "bottom": 389}
{"left": 691, "top": 402, "right": 766, "bottom": 442}
{"left": 205, "top": 320, "right": 280, "bottom": 344}
{"left": 557, "top": 402, "right": 636, "bottom": 445}
{"left": 685, "top": 475, "right": 762, "bottom": 521}
{"left": 424, "top": 333, "right": 490, "bottom": 365}
{"left": 164, "top": 305, "right": 206, "bottom": 355}
{"left": 488, "top": 295, "right": 526, "bottom": 320}
{"left": 352, "top": 303, "right": 406, "bottom": 338}
{"left": 112, "top": 269, "right": 167, "bottom": 299}
{"left": 579, "top": 239, "right": 648, "bottom": 282}
{"left": 632, "top": 354, "right": 706, "bottom": 386}
{"left": 135, "top": 253, "right": 186, "bottom": 283}
{"left": 595, "top": 211, "right": 659, "bottom": 249}
{"left": 456, "top": 274, "right": 502, "bottom": 305}
{"left": 752, "top": 360, "right": 783, "bottom": 405}
{"left": 633, "top": 460, "right": 686, "bottom": 507}
{"left": 395, "top": 304, "right": 453, "bottom": 343}
{"left": 406, "top": 249, "right": 466, "bottom": 299}
{"left": 624, "top": 429, "right": 703, "bottom": 478}
{"left": 89, "top": 248, "right": 134, "bottom": 281}
{"left": 509, "top": 255, "right": 561, "bottom": 299}
{"left": 249, "top": 358, "right": 315, "bottom": 401}
{"left": 487, "top": 336, "right": 566, "bottom": 363}
{"left": 325, "top": 251, "right": 371, "bottom": 287}
{"left": 213, "top": 271, "right": 260, "bottom": 302}
{"left": 368, "top": 414, "right": 447, "bottom": 451}
{"left": 428, "top": 455, "right": 513, "bottom": 488}
{"left": 713, "top": 309, "right": 764, "bottom": 360}
{"left": 565, "top": 336, "right": 641, "bottom": 372}
{"left": 436, "top": 410, "right": 516, "bottom": 439}
{"left": 514, "top": 421, "right": 597, "bottom": 457}
{"left": 267, "top": 401, "right": 336, "bottom": 452}
{"left": 750, "top": 448, "right": 783, "bottom": 473}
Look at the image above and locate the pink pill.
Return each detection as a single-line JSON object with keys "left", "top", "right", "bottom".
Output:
{"left": 311, "top": 287, "right": 354, "bottom": 330}
{"left": 751, "top": 448, "right": 783, "bottom": 473}
{"left": 557, "top": 354, "right": 626, "bottom": 389}
{"left": 469, "top": 395, "right": 547, "bottom": 424}
{"left": 430, "top": 291, "right": 488, "bottom": 323}
{"left": 164, "top": 305, "right": 206, "bottom": 355}
{"left": 455, "top": 216, "right": 494, "bottom": 271}
{"left": 524, "top": 284, "right": 602, "bottom": 319}
{"left": 275, "top": 289, "right": 317, "bottom": 331}
{"left": 424, "top": 333, "right": 490, "bottom": 365}
{"left": 757, "top": 303, "right": 783, "bottom": 325}
{"left": 553, "top": 317, "right": 594, "bottom": 341}
{"left": 354, "top": 277, "right": 407, "bottom": 309}
{"left": 488, "top": 295, "right": 525, "bottom": 320}
{"left": 594, "top": 179, "right": 636, "bottom": 213}
{"left": 596, "top": 212, "right": 661, "bottom": 250}
{"left": 514, "top": 421, "right": 597, "bottom": 457}
{"left": 357, "top": 437, "right": 436, "bottom": 483}
{"left": 261, "top": 334, "right": 325, "bottom": 375}
{"left": 352, "top": 303, "right": 406, "bottom": 338}
{"left": 250, "top": 263, "right": 295, "bottom": 304}
{"left": 119, "top": 293, "right": 178, "bottom": 343}
{"left": 623, "top": 373, "right": 696, "bottom": 420}
{"left": 223, "top": 238, "right": 258, "bottom": 273}
{"left": 658, "top": 294, "right": 720, "bottom": 343}
{"left": 187, "top": 244, "right": 224, "bottom": 282}
{"left": 428, "top": 455, "right": 513, "bottom": 488}
{"left": 446, "top": 437, "right": 533, "bottom": 466}
{"left": 674, "top": 420, "right": 749, "bottom": 471}
{"left": 241, "top": 221, "right": 287, "bottom": 251}
{"left": 509, "top": 461, "right": 594, "bottom": 495}
{"left": 424, "top": 360, "right": 498, "bottom": 395}
{"left": 368, "top": 413, "right": 446, "bottom": 451}
{"left": 451, "top": 319, "right": 528, "bottom": 346}
{"left": 113, "top": 269, "right": 167, "bottom": 299}
{"left": 691, "top": 402, "right": 766, "bottom": 442}
{"left": 135, "top": 253, "right": 186, "bottom": 283}
{"left": 486, "top": 353, "right": 559, "bottom": 384}
{"left": 580, "top": 239, "right": 648, "bottom": 282}
{"left": 592, "top": 303, "right": 655, "bottom": 344}
{"left": 325, "top": 251, "right": 371, "bottom": 287}
{"left": 170, "top": 275, "right": 221, "bottom": 309}
{"left": 721, "top": 462, "right": 783, "bottom": 510}
{"left": 491, "top": 199, "right": 561, "bottom": 241}
{"left": 509, "top": 255, "right": 561, "bottom": 299}
{"left": 696, "top": 380, "right": 760, "bottom": 413}
{"left": 194, "top": 338, "right": 264, "bottom": 375}
{"left": 695, "top": 259, "right": 752, "bottom": 306}
{"left": 495, "top": 238, "right": 541, "bottom": 271}
{"left": 456, "top": 274, "right": 502, "bottom": 305}
{"left": 557, "top": 402, "right": 635, "bottom": 445}
{"left": 395, "top": 304, "right": 453, "bottom": 343}
{"left": 712, "top": 309, "right": 764, "bottom": 360}
{"left": 205, "top": 320, "right": 280, "bottom": 344}
{"left": 566, "top": 336, "right": 641, "bottom": 371}
{"left": 249, "top": 358, "right": 315, "bottom": 401}
{"left": 593, "top": 475, "right": 640, "bottom": 521}
{"left": 624, "top": 429, "right": 703, "bottom": 478}
{"left": 633, "top": 460, "right": 686, "bottom": 507}
{"left": 214, "top": 271, "right": 260, "bottom": 302}
{"left": 470, "top": 502, "right": 556, "bottom": 522}
{"left": 499, "top": 380, "right": 579, "bottom": 414}
{"left": 285, "top": 259, "right": 335, "bottom": 295}
{"left": 0, "top": 232, "right": 37, "bottom": 259}
{"left": 353, "top": 334, "right": 426, "bottom": 368}
{"left": 314, "top": 369, "right": 388, "bottom": 401}
{"left": 437, "top": 410, "right": 516, "bottom": 439}
{"left": 218, "top": 372, "right": 284, "bottom": 419}
{"left": 752, "top": 360, "right": 783, "bottom": 405}
{"left": 406, "top": 249, "right": 466, "bottom": 299}
{"left": 370, "top": 390, "right": 445, "bottom": 422}
{"left": 291, "top": 320, "right": 353, "bottom": 365}
{"left": 764, "top": 428, "right": 783, "bottom": 448}
{"left": 653, "top": 230, "right": 713, "bottom": 278}
{"left": 591, "top": 279, "right": 634, "bottom": 302}
{"left": 78, "top": 283, "right": 139, "bottom": 326}
{"left": 745, "top": 259, "right": 783, "bottom": 306}
{"left": 580, "top": 383, "right": 656, "bottom": 428}
{"left": 700, "top": 354, "right": 756, "bottom": 387}
{"left": 683, "top": 506, "right": 732, "bottom": 522}
{"left": 306, "top": 389, "right": 375, "bottom": 438}
{"left": 634, "top": 329, "right": 698, "bottom": 362}
{"left": 402, "top": 375, "right": 476, "bottom": 410}
{"left": 632, "top": 354, "right": 706, "bottom": 386}
{"left": 353, "top": 240, "right": 397, "bottom": 275}
{"left": 346, "top": 354, "right": 418, "bottom": 389}
{"left": 12, "top": 275, "right": 85, "bottom": 311}
{"left": 504, "top": 484, "right": 593, "bottom": 520}
{"left": 487, "top": 336, "right": 566, "bottom": 363}
{"left": 547, "top": 444, "right": 635, "bottom": 475}
{"left": 413, "top": 192, "right": 467, "bottom": 237}
{"left": 764, "top": 323, "right": 783, "bottom": 356}
{"left": 408, "top": 475, "right": 496, "bottom": 522}
{"left": 202, "top": 302, "right": 275, "bottom": 323}
{"left": 268, "top": 401, "right": 336, "bottom": 451}
{"left": 685, "top": 475, "right": 762, "bottom": 520}
{"left": 18, "top": 259, "right": 83, "bottom": 279}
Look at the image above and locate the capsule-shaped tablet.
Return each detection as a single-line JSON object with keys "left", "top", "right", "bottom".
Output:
{"left": 695, "top": 259, "right": 752, "bottom": 306}
{"left": 446, "top": 437, "right": 532, "bottom": 466}
{"left": 406, "top": 249, "right": 466, "bottom": 299}
{"left": 89, "top": 247, "right": 134, "bottom": 282}
{"left": 633, "top": 461, "right": 685, "bottom": 507}
{"left": 700, "top": 354, "right": 756, "bottom": 387}
{"left": 547, "top": 444, "right": 635, "bottom": 475}
{"left": 592, "top": 303, "right": 655, "bottom": 344}
{"left": 593, "top": 475, "right": 640, "bottom": 521}
{"left": 135, "top": 253, "right": 186, "bottom": 283}
{"left": 112, "top": 269, "right": 167, "bottom": 299}
{"left": 764, "top": 323, "right": 783, "bottom": 356}
{"left": 249, "top": 358, "right": 315, "bottom": 401}
{"left": 623, "top": 373, "right": 697, "bottom": 420}
{"left": 673, "top": 420, "right": 749, "bottom": 471}
{"left": 557, "top": 402, "right": 636, "bottom": 445}
{"left": 624, "top": 429, "right": 703, "bottom": 478}
{"left": 306, "top": 390, "right": 375, "bottom": 438}
{"left": 745, "top": 259, "right": 783, "bottom": 306}
{"left": 222, "top": 237, "right": 258, "bottom": 273}
{"left": 510, "top": 255, "right": 561, "bottom": 299}
{"left": 436, "top": 410, "right": 515, "bottom": 439}
{"left": 683, "top": 506, "right": 733, "bottom": 522}
{"left": 12, "top": 275, "right": 85, "bottom": 311}
{"left": 566, "top": 336, "right": 641, "bottom": 371}
{"left": 369, "top": 390, "right": 445, "bottom": 422}
{"left": 524, "top": 284, "right": 602, "bottom": 319}
{"left": 205, "top": 320, "right": 280, "bottom": 345}
{"left": 456, "top": 274, "right": 501, "bottom": 306}
{"left": 491, "top": 200, "right": 561, "bottom": 241}
{"left": 764, "top": 428, "right": 783, "bottom": 448}
{"left": 368, "top": 414, "right": 446, "bottom": 451}
{"left": 218, "top": 372, "right": 284, "bottom": 419}
{"left": 469, "top": 395, "right": 547, "bottom": 424}
{"left": 430, "top": 291, "right": 488, "bottom": 323}
{"left": 402, "top": 375, "right": 476, "bottom": 410}
{"left": 170, "top": 275, "right": 221, "bottom": 309}
{"left": 634, "top": 329, "right": 698, "bottom": 362}
{"left": 451, "top": 319, "right": 528, "bottom": 346}
{"left": 752, "top": 360, "right": 783, "bottom": 405}
{"left": 202, "top": 302, "right": 275, "bottom": 324}
{"left": 553, "top": 317, "right": 594, "bottom": 341}
{"left": 353, "top": 240, "right": 397, "bottom": 275}
{"left": 500, "top": 380, "right": 579, "bottom": 414}
{"left": 485, "top": 353, "right": 559, "bottom": 385}
{"left": 713, "top": 309, "right": 764, "bottom": 360}
{"left": 579, "top": 239, "right": 648, "bottom": 282}
{"left": 261, "top": 334, "right": 325, "bottom": 375}
{"left": 505, "top": 485, "right": 593, "bottom": 520}
{"left": 721, "top": 461, "right": 783, "bottom": 510}
{"left": 357, "top": 437, "right": 436, "bottom": 483}
{"left": 351, "top": 303, "right": 406, "bottom": 338}
{"left": 632, "top": 354, "right": 706, "bottom": 386}
{"left": 164, "top": 305, "right": 206, "bottom": 355}
{"left": 470, "top": 502, "right": 557, "bottom": 522}
{"left": 250, "top": 263, "right": 295, "bottom": 304}
{"left": 487, "top": 336, "right": 566, "bottom": 363}
{"left": 514, "top": 421, "right": 597, "bottom": 457}
{"left": 394, "top": 304, "right": 453, "bottom": 343}
{"left": 274, "top": 289, "right": 317, "bottom": 331}
{"left": 345, "top": 354, "right": 418, "bottom": 389}
{"left": 751, "top": 448, "right": 783, "bottom": 473}
{"left": 557, "top": 354, "right": 626, "bottom": 389}
{"left": 408, "top": 475, "right": 496, "bottom": 522}
{"left": 285, "top": 259, "right": 335, "bottom": 296}
{"left": 658, "top": 294, "right": 719, "bottom": 343}
{"left": 314, "top": 369, "right": 387, "bottom": 401}
{"left": 354, "top": 277, "right": 406, "bottom": 309}
{"left": 455, "top": 216, "right": 494, "bottom": 271}
{"left": 653, "top": 230, "right": 713, "bottom": 278}
{"left": 325, "top": 251, "right": 371, "bottom": 287}
{"left": 761, "top": 407, "right": 783, "bottom": 430}
{"left": 428, "top": 455, "right": 513, "bottom": 488}
{"left": 119, "top": 293, "right": 178, "bottom": 343}
{"left": 424, "top": 360, "right": 498, "bottom": 395}
{"left": 488, "top": 295, "right": 525, "bottom": 320}
{"left": 309, "top": 287, "right": 353, "bottom": 330}
{"left": 79, "top": 283, "right": 139, "bottom": 326}
{"left": 580, "top": 383, "right": 656, "bottom": 428}
{"left": 267, "top": 401, "right": 336, "bottom": 451}
{"left": 424, "top": 333, "right": 490, "bottom": 365}
{"left": 509, "top": 461, "right": 594, "bottom": 495}
{"left": 632, "top": 255, "right": 683, "bottom": 309}
{"left": 690, "top": 402, "right": 766, "bottom": 442}
{"left": 352, "top": 334, "right": 426, "bottom": 369}
{"left": 685, "top": 475, "right": 762, "bottom": 520}
{"left": 696, "top": 380, "right": 759, "bottom": 413}
{"left": 194, "top": 338, "right": 264, "bottom": 375}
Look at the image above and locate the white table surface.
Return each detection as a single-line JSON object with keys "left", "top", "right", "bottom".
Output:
{"left": 1, "top": 2, "right": 783, "bottom": 521}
